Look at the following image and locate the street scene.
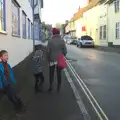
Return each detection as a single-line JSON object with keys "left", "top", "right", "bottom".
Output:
{"left": 1, "top": 0, "right": 120, "bottom": 120}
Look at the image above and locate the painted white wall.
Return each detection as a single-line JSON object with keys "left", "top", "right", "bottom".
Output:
{"left": 107, "top": 2, "right": 120, "bottom": 45}
{"left": 83, "top": 4, "right": 108, "bottom": 46}
{"left": 83, "top": 6, "right": 99, "bottom": 45}
{"left": 85, "top": 4, "right": 108, "bottom": 46}
{"left": 0, "top": 38, "right": 33, "bottom": 67}
{"left": 0, "top": 0, "right": 34, "bottom": 67}
{"left": 75, "top": 19, "right": 83, "bottom": 38}
{"left": 16, "top": 0, "right": 33, "bottom": 22}
{"left": 98, "top": 4, "right": 108, "bottom": 46}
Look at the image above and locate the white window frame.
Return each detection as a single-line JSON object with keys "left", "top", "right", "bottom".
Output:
{"left": 0, "top": 0, "right": 6, "bottom": 32}
{"left": 31, "top": 23, "right": 33, "bottom": 39}
{"left": 114, "top": 0, "right": 119, "bottom": 13}
{"left": 116, "top": 22, "right": 120, "bottom": 39}
{"left": 103, "top": 25, "right": 106, "bottom": 39}
{"left": 22, "top": 11, "right": 26, "bottom": 39}
{"left": 34, "top": 0, "right": 38, "bottom": 5}
{"left": 100, "top": 26, "right": 102, "bottom": 40}
{"left": 12, "top": 0, "right": 20, "bottom": 36}
{"left": 99, "top": 25, "right": 107, "bottom": 40}
{"left": 28, "top": 19, "right": 30, "bottom": 39}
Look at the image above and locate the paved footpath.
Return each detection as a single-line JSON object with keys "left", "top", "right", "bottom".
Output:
{"left": 0, "top": 46, "right": 83, "bottom": 120}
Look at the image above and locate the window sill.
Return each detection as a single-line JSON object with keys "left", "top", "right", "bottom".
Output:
{"left": 0, "top": 31, "right": 7, "bottom": 35}
{"left": 12, "top": 34, "right": 21, "bottom": 38}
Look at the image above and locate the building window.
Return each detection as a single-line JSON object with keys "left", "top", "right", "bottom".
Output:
{"left": 99, "top": 25, "right": 107, "bottom": 40}
{"left": 12, "top": 1, "right": 20, "bottom": 36}
{"left": 28, "top": 19, "right": 30, "bottom": 39}
{"left": 34, "top": 0, "right": 38, "bottom": 5}
{"left": 28, "top": 0, "right": 33, "bottom": 7}
{"left": 34, "top": 21, "right": 39, "bottom": 40}
{"left": 22, "top": 11, "right": 26, "bottom": 38}
{"left": 29, "top": 0, "right": 38, "bottom": 7}
{"left": 0, "top": 0, "right": 6, "bottom": 31}
{"left": 100, "top": 26, "right": 102, "bottom": 39}
{"left": 31, "top": 23, "right": 33, "bottom": 39}
{"left": 114, "top": 0, "right": 119, "bottom": 12}
{"left": 103, "top": 25, "right": 106, "bottom": 39}
{"left": 116, "top": 22, "right": 120, "bottom": 39}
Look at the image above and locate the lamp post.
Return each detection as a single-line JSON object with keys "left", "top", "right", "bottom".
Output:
{"left": 33, "top": 0, "right": 35, "bottom": 52}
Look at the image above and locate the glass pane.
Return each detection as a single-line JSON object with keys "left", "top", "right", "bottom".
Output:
{"left": 12, "top": 21, "right": 18, "bottom": 35}
{"left": 22, "top": 13, "right": 25, "bottom": 24}
{"left": 116, "top": 23, "right": 118, "bottom": 29}
{"left": 0, "top": 17, "right": 2, "bottom": 31}
{"left": 1, "top": 18, "right": 4, "bottom": 30}
{"left": 0, "top": 3, "right": 2, "bottom": 17}
{"left": 22, "top": 13, "right": 26, "bottom": 37}
{"left": 116, "top": 29, "right": 118, "bottom": 38}
{"left": 1, "top": 3, "right": 3, "bottom": 18}
{"left": 12, "top": 2, "right": 19, "bottom": 35}
{"left": 117, "top": 30, "right": 119, "bottom": 38}
{"left": 0, "top": 0, "right": 4, "bottom": 3}
{"left": 12, "top": 22, "right": 15, "bottom": 34}
{"left": 12, "top": 23, "right": 14, "bottom": 33}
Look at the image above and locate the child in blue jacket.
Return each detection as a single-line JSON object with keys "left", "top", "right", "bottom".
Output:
{"left": 0, "top": 50, "right": 24, "bottom": 111}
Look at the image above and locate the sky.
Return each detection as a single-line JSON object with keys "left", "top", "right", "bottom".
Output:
{"left": 41, "top": 0, "right": 88, "bottom": 26}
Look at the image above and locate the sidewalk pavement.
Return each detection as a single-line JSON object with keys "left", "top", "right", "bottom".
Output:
{"left": 0, "top": 45, "right": 83, "bottom": 120}
{"left": 95, "top": 46, "right": 120, "bottom": 54}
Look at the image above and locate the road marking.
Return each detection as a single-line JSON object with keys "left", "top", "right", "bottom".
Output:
{"left": 64, "top": 69, "right": 91, "bottom": 120}
{"left": 66, "top": 59, "right": 109, "bottom": 120}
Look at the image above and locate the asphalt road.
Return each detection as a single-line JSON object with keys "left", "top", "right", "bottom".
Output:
{"left": 66, "top": 45, "right": 120, "bottom": 120}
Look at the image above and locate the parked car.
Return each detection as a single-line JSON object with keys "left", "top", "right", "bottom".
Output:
{"left": 66, "top": 38, "right": 73, "bottom": 44}
{"left": 70, "top": 40, "right": 77, "bottom": 45}
{"left": 63, "top": 35, "right": 71, "bottom": 43}
{"left": 77, "top": 35, "right": 94, "bottom": 48}
{"left": 71, "top": 36, "right": 77, "bottom": 41}
{"left": 68, "top": 36, "right": 77, "bottom": 45}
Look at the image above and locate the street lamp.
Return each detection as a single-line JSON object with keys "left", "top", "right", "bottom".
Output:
{"left": 32, "top": 0, "right": 35, "bottom": 52}
{"left": 32, "top": 0, "right": 37, "bottom": 52}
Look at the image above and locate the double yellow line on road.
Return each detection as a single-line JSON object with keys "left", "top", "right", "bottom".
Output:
{"left": 66, "top": 58, "right": 109, "bottom": 120}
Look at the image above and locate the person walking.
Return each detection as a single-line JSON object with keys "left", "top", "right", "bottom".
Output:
{"left": 47, "top": 28, "right": 67, "bottom": 92}
{"left": 32, "top": 44, "right": 45, "bottom": 93}
{"left": 0, "top": 50, "right": 25, "bottom": 112}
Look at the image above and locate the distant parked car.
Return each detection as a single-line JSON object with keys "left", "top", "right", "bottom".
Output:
{"left": 71, "top": 36, "right": 77, "bottom": 41}
{"left": 70, "top": 40, "right": 77, "bottom": 45}
{"left": 68, "top": 36, "right": 77, "bottom": 45}
{"left": 77, "top": 35, "right": 94, "bottom": 48}
{"left": 66, "top": 38, "right": 73, "bottom": 44}
{"left": 63, "top": 35, "right": 71, "bottom": 43}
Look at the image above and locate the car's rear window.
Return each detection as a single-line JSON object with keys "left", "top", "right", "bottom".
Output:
{"left": 81, "top": 36, "right": 93, "bottom": 40}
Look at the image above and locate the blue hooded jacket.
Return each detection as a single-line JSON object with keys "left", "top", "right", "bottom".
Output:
{"left": 0, "top": 62, "right": 15, "bottom": 89}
